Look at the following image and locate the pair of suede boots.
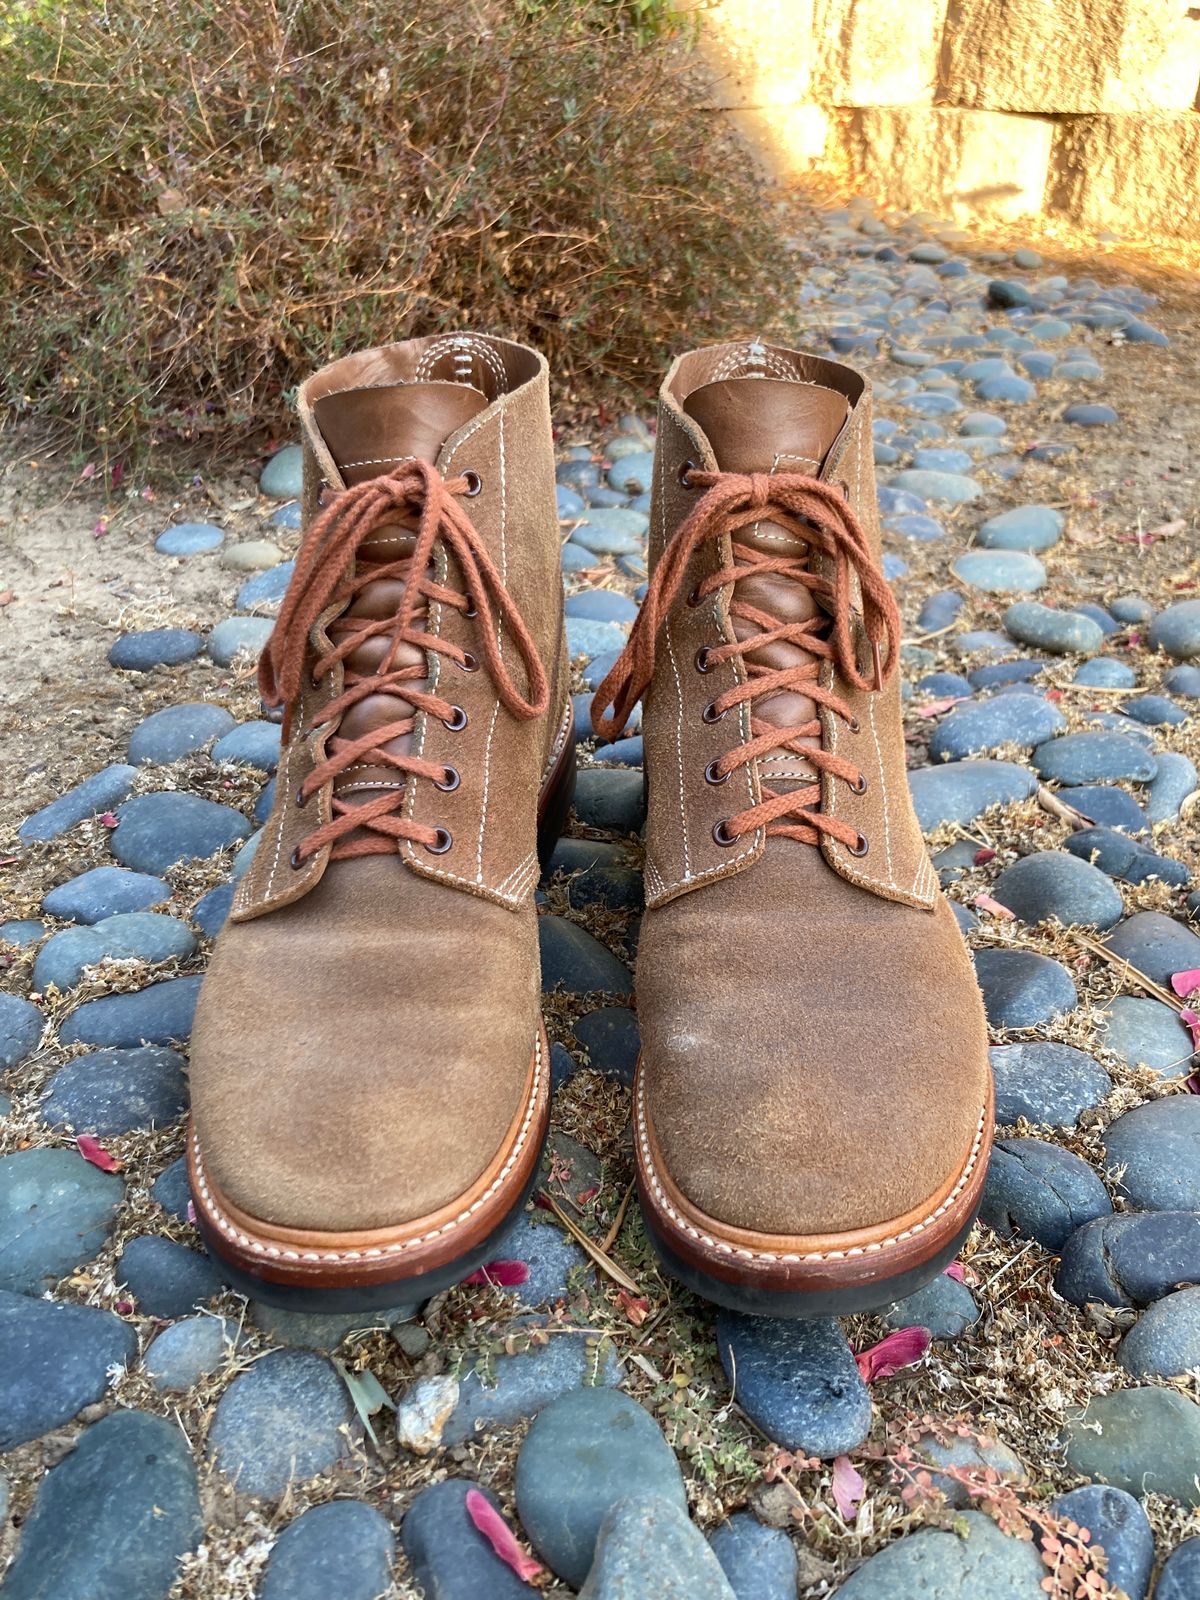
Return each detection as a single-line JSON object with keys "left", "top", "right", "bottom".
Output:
{"left": 187, "top": 332, "right": 993, "bottom": 1320}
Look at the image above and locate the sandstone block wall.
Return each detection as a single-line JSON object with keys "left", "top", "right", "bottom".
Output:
{"left": 699, "top": 0, "right": 1200, "bottom": 241}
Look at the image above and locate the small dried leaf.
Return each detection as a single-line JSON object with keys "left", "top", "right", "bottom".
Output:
{"left": 462, "top": 1259, "right": 530, "bottom": 1288}
{"left": 77, "top": 1135, "right": 121, "bottom": 1172}
{"left": 831, "top": 1454, "right": 864, "bottom": 1521}
{"left": 465, "top": 1489, "right": 544, "bottom": 1583}
{"left": 855, "top": 1326, "right": 931, "bottom": 1381}
{"left": 943, "top": 1262, "right": 967, "bottom": 1284}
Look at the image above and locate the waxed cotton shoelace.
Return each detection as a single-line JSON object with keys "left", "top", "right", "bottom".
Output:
{"left": 592, "top": 469, "right": 901, "bottom": 850}
{"left": 260, "top": 458, "right": 549, "bottom": 862}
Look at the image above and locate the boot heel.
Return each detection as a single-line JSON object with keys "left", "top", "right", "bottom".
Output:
{"left": 536, "top": 714, "right": 576, "bottom": 869}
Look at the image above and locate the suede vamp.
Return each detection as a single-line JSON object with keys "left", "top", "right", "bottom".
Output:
{"left": 190, "top": 856, "right": 540, "bottom": 1233}
{"left": 636, "top": 847, "right": 989, "bottom": 1237}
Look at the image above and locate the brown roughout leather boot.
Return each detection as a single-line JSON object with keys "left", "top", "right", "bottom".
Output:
{"left": 594, "top": 340, "right": 993, "bottom": 1316}
{"left": 189, "top": 333, "right": 574, "bottom": 1309}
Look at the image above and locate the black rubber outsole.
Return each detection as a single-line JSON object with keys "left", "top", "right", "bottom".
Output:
{"left": 201, "top": 1138, "right": 547, "bottom": 1313}
{"left": 643, "top": 1204, "right": 980, "bottom": 1319}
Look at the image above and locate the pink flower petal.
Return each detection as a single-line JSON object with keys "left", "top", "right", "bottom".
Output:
{"left": 77, "top": 1135, "right": 120, "bottom": 1173}
{"left": 831, "top": 1454, "right": 864, "bottom": 1521}
{"left": 462, "top": 1259, "right": 530, "bottom": 1288}
{"left": 1179, "top": 1007, "right": 1200, "bottom": 1051}
{"left": 465, "top": 1489, "right": 543, "bottom": 1583}
{"left": 943, "top": 1261, "right": 967, "bottom": 1283}
{"left": 973, "top": 892, "right": 1016, "bottom": 920}
{"left": 1171, "top": 970, "right": 1200, "bottom": 1001}
{"left": 916, "top": 697, "right": 967, "bottom": 717}
{"left": 855, "top": 1326, "right": 931, "bottom": 1382}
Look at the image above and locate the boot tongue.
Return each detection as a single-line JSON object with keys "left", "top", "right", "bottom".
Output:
{"left": 682, "top": 377, "right": 850, "bottom": 781}
{"left": 309, "top": 380, "right": 491, "bottom": 827}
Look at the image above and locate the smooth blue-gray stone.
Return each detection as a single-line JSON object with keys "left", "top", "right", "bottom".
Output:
{"left": 916, "top": 671, "right": 972, "bottom": 697}
{"left": 1004, "top": 602, "right": 1103, "bottom": 655}
{"left": 146, "top": 1315, "right": 238, "bottom": 1391}
{"left": 562, "top": 542, "right": 598, "bottom": 573}
{"left": 582, "top": 1495, "right": 736, "bottom": 1600}
{"left": 1063, "top": 402, "right": 1118, "bottom": 426}
{"left": 569, "top": 508, "right": 648, "bottom": 556}
{"left": 981, "top": 1137, "right": 1110, "bottom": 1249}
{"left": 715, "top": 1313, "right": 870, "bottom": 1457}
{"left": 593, "top": 734, "right": 642, "bottom": 766}
{"left": 192, "top": 882, "right": 236, "bottom": 938}
{"left": 538, "top": 917, "right": 632, "bottom": 996}
{"left": 1048, "top": 1487, "right": 1153, "bottom": 1600}
{"left": 236, "top": 560, "right": 294, "bottom": 612}
{"left": 952, "top": 550, "right": 1045, "bottom": 594}
{"left": 1082, "top": 710, "right": 1158, "bottom": 749}
{"left": 1165, "top": 663, "right": 1200, "bottom": 697}
{"left": 837, "top": 1510, "right": 1045, "bottom": 1599}
{"left": 1063, "top": 787, "right": 1148, "bottom": 833}
{"left": 887, "top": 512, "right": 946, "bottom": 542}
{"left": 59, "top": 975, "right": 203, "bottom": 1049}
{"left": 989, "top": 1041, "right": 1110, "bottom": 1126}
{"left": 1103, "top": 910, "right": 1200, "bottom": 987}
{"left": 890, "top": 469, "right": 981, "bottom": 505}
{"left": 1018, "top": 350, "right": 1056, "bottom": 378}
{"left": 212, "top": 720, "right": 282, "bottom": 770}
{"left": 1099, "top": 996, "right": 1195, "bottom": 1075}
{"left": 1057, "top": 1211, "right": 1200, "bottom": 1309}
{"left": 261, "top": 1501, "right": 396, "bottom": 1600}
{"left": 109, "top": 628, "right": 205, "bottom": 672}
{"left": 34, "top": 911, "right": 195, "bottom": 993}
{"left": 155, "top": 521, "right": 224, "bottom": 555}
{"left": 978, "top": 506, "right": 1063, "bottom": 552}
{"left": 501, "top": 1207, "right": 588, "bottom": 1304}
{"left": 573, "top": 1006, "right": 640, "bottom": 1084}
{"left": 708, "top": 1513, "right": 797, "bottom": 1600}
{"left": 230, "top": 830, "right": 260, "bottom": 880}
{"left": 1110, "top": 594, "right": 1155, "bottom": 624}
{"left": 969, "top": 657, "right": 1045, "bottom": 689}
{"left": 1122, "top": 693, "right": 1186, "bottom": 727}
{"left": 1158, "top": 1541, "right": 1200, "bottom": 1600}
{"left": 990, "top": 850, "right": 1122, "bottom": 929}
{"left": 209, "top": 1348, "right": 356, "bottom": 1497}
{"left": 1123, "top": 320, "right": 1168, "bottom": 346}
{"left": 253, "top": 777, "right": 276, "bottom": 824}
{"left": 884, "top": 1271, "right": 980, "bottom": 1337}
{"left": 1145, "top": 751, "right": 1198, "bottom": 822}
{"left": 976, "top": 373, "right": 1036, "bottom": 403}
{"left": 19, "top": 765, "right": 138, "bottom": 842}
{"left": 1064, "top": 827, "right": 1189, "bottom": 887}
{"left": 41, "top": 1046, "right": 188, "bottom": 1135}
{"left": 557, "top": 484, "right": 586, "bottom": 518}
{"left": 442, "top": 1322, "right": 622, "bottom": 1445}
{"left": 973, "top": 949, "right": 1077, "bottom": 1028}
{"left": 128, "top": 703, "right": 235, "bottom": 764}
{"left": 959, "top": 410, "right": 1007, "bottom": 436}
{"left": 117, "top": 1235, "right": 227, "bottom": 1318}
{"left": 1104, "top": 1096, "right": 1200, "bottom": 1211}
{"left": 607, "top": 450, "right": 654, "bottom": 495}
{"left": 988, "top": 280, "right": 1032, "bottom": 308}
{"left": 0, "top": 1409, "right": 202, "bottom": 1600}
{"left": 0, "top": 1148, "right": 123, "bottom": 1294}
{"left": 0, "top": 920, "right": 44, "bottom": 947}
{"left": 207, "top": 615, "right": 275, "bottom": 665}
{"left": 915, "top": 590, "right": 964, "bottom": 632}
{"left": 1033, "top": 732, "right": 1156, "bottom": 786}
{"left": 908, "top": 759, "right": 1036, "bottom": 830}
{"left": 151, "top": 1156, "right": 191, "bottom": 1221}
{"left": 110, "top": 791, "right": 250, "bottom": 873}
{"left": 269, "top": 499, "right": 301, "bottom": 528}
{"left": 0, "top": 1289, "right": 136, "bottom": 1449}
{"left": 912, "top": 446, "right": 971, "bottom": 473}
{"left": 877, "top": 485, "right": 926, "bottom": 515}
{"left": 951, "top": 901, "right": 979, "bottom": 934}
{"left": 929, "top": 696, "right": 1064, "bottom": 761}
{"left": 566, "top": 617, "right": 629, "bottom": 658}
{"left": 564, "top": 589, "right": 639, "bottom": 624}
{"left": 516, "top": 1389, "right": 686, "bottom": 1588}
{"left": 0, "top": 993, "right": 42, "bottom": 1070}
{"left": 1073, "top": 657, "right": 1136, "bottom": 687}
{"left": 1073, "top": 604, "right": 1119, "bottom": 639}
{"left": 572, "top": 768, "right": 645, "bottom": 833}
{"left": 1066, "top": 1388, "right": 1200, "bottom": 1506}
{"left": 260, "top": 445, "right": 302, "bottom": 498}
{"left": 402, "top": 1479, "right": 531, "bottom": 1600}
{"left": 1118, "top": 1286, "right": 1200, "bottom": 1378}
{"left": 42, "top": 866, "right": 168, "bottom": 924}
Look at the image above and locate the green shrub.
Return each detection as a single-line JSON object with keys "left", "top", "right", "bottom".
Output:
{"left": 0, "top": 0, "right": 780, "bottom": 459}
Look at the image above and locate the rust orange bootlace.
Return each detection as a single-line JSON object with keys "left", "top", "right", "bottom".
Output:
{"left": 260, "top": 458, "right": 549, "bottom": 863}
{"left": 592, "top": 469, "right": 901, "bottom": 850}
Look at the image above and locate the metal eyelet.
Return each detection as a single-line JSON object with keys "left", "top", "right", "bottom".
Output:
{"left": 701, "top": 699, "right": 729, "bottom": 724}
{"left": 679, "top": 458, "right": 697, "bottom": 488}
{"left": 686, "top": 584, "right": 703, "bottom": 608}
{"left": 459, "top": 651, "right": 479, "bottom": 673}
{"left": 704, "top": 760, "right": 728, "bottom": 786}
{"left": 435, "top": 766, "right": 460, "bottom": 792}
{"left": 289, "top": 845, "right": 304, "bottom": 870}
{"left": 294, "top": 784, "right": 308, "bottom": 809}
{"left": 462, "top": 471, "right": 482, "bottom": 497}
{"left": 695, "top": 646, "right": 713, "bottom": 674}
{"left": 443, "top": 706, "right": 468, "bottom": 731}
{"left": 848, "top": 833, "right": 870, "bottom": 857}
{"left": 849, "top": 773, "right": 868, "bottom": 795}
{"left": 846, "top": 716, "right": 861, "bottom": 734}
{"left": 463, "top": 601, "right": 478, "bottom": 620}
{"left": 426, "top": 827, "right": 453, "bottom": 854}
{"left": 712, "top": 819, "right": 738, "bottom": 847}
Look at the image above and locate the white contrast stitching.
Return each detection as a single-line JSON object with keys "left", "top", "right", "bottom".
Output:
{"left": 636, "top": 1074, "right": 987, "bottom": 1264}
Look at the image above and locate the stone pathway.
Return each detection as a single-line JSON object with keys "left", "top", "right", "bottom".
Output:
{"left": 1, "top": 198, "right": 1199, "bottom": 1598}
